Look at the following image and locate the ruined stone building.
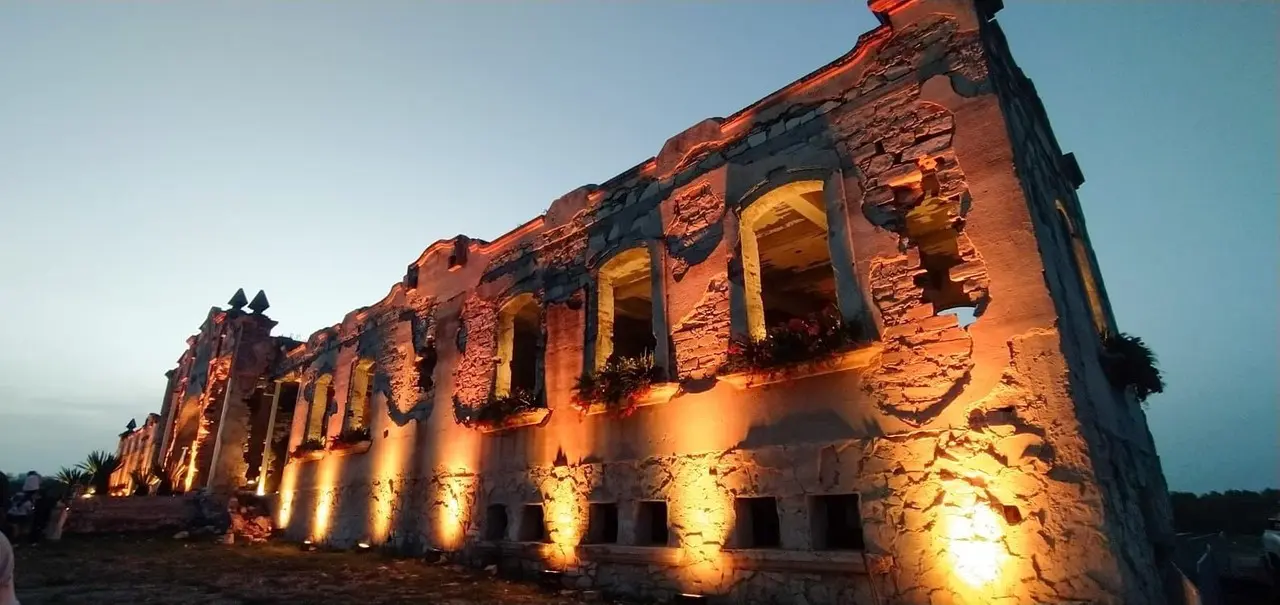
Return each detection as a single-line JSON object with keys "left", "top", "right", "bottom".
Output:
{"left": 108, "top": 413, "right": 160, "bottom": 494}
{"left": 117, "top": 1, "right": 1178, "bottom": 602}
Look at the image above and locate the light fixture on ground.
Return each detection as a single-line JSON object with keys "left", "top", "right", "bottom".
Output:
{"left": 538, "top": 569, "right": 564, "bottom": 591}
{"left": 675, "top": 594, "right": 709, "bottom": 604}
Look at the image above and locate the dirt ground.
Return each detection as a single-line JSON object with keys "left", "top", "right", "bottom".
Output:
{"left": 11, "top": 533, "right": 618, "bottom": 605}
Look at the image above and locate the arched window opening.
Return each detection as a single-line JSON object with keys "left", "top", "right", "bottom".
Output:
{"left": 307, "top": 374, "right": 333, "bottom": 442}
{"left": 740, "top": 181, "right": 838, "bottom": 340}
{"left": 595, "top": 247, "right": 657, "bottom": 369}
{"left": 1056, "top": 201, "right": 1108, "bottom": 336}
{"left": 346, "top": 359, "right": 374, "bottom": 431}
{"left": 495, "top": 294, "right": 541, "bottom": 398}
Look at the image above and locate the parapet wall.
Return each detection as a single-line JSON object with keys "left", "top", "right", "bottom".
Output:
{"left": 63, "top": 495, "right": 198, "bottom": 535}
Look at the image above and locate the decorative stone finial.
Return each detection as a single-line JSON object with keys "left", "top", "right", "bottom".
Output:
{"left": 248, "top": 290, "right": 270, "bottom": 314}
{"left": 228, "top": 288, "right": 249, "bottom": 310}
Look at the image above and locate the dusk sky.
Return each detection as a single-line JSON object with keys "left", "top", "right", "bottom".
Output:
{"left": 0, "top": 2, "right": 1274, "bottom": 494}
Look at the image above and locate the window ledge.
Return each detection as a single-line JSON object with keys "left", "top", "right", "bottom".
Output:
{"left": 719, "top": 344, "right": 883, "bottom": 390}
{"left": 477, "top": 408, "right": 552, "bottom": 434}
{"left": 288, "top": 449, "right": 325, "bottom": 463}
{"left": 287, "top": 440, "right": 371, "bottom": 464}
{"left": 577, "top": 544, "right": 682, "bottom": 566}
{"left": 579, "top": 382, "right": 680, "bottom": 416}
{"left": 475, "top": 541, "right": 877, "bottom": 574}
{"left": 721, "top": 548, "right": 871, "bottom": 574}
{"left": 328, "top": 440, "right": 372, "bottom": 456}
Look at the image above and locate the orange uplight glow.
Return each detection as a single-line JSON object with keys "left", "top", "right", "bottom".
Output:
{"left": 183, "top": 445, "right": 199, "bottom": 492}
{"left": 540, "top": 477, "right": 582, "bottom": 569}
{"left": 671, "top": 457, "right": 732, "bottom": 593}
{"left": 370, "top": 429, "right": 409, "bottom": 543}
{"left": 945, "top": 503, "right": 1005, "bottom": 588}
{"left": 435, "top": 473, "right": 473, "bottom": 550}
{"left": 277, "top": 461, "right": 298, "bottom": 529}
{"left": 311, "top": 456, "right": 341, "bottom": 541}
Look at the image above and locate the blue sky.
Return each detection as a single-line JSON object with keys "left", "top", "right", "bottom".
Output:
{"left": 0, "top": 2, "right": 1274, "bottom": 493}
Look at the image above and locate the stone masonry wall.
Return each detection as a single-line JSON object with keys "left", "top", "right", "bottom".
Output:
{"left": 162, "top": 2, "right": 1177, "bottom": 605}
{"left": 980, "top": 12, "right": 1176, "bottom": 603}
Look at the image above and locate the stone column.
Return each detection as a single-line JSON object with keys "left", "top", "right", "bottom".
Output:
{"left": 256, "top": 381, "right": 283, "bottom": 495}
{"left": 737, "top": 217, "right": 766, "bottom": 341}
{"left": 206, "top": 324, "right": 258, "bottom": 493}
{"left": 205, "top": 354, "right": 241, "bottom": 491}
{"left": 593, "top": 277, "right": 615, "bottom": 370}
{"left": 646, "top": 239, "right": 673, "bottom": 376}
{"left": 823, "top": 170, "right": 872, "bottom": 331}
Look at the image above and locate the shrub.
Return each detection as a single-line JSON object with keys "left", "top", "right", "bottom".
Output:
{"left": 331, "top": 426, "right": 371, "bottom": 448}
{"left": 572, "top": 353, "right": 663, "bottom": 417}
{"left": 722, "top": 307, "right": 863, "bottom": 373}
{"left": 1100, "top": 332, "right": 1165, "bottom": 403}
{"left": 290, "top": 438, "right": 326, "bottom": 459}
{"left": 129, "top": 470, "right": 151, "bottom": 496}
{"left": 151, "top": 468, "right": 175, "bottom": 496}
{"left": 78, "top": 451, "right": 121, "bottom": 496}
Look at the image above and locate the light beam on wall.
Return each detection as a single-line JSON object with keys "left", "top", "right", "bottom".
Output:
{"left": 945, "top": 495, "right": 1006, "bottom": 589}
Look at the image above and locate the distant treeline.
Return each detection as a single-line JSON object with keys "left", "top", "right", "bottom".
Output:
{"left": 1171, "top": 489, "right": 1280, "bottom": 536}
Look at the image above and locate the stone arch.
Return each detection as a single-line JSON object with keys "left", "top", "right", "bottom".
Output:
{"left": 495, "top": 292, "right": 543, "bottom": 398}
{"left": 732, "top": 172, "right": 870, "bottom": 342}
{"left": 588, "top": 243, "right": 671, "bottom": 373}
{"left": 346, "top": 358, "right": 375, "bottom": 431}
{"left": 1055, "top": 201, "right": 1109, "bottom": 336}
{"left": 307, "top": 373, "right": 334, "bottom": 442}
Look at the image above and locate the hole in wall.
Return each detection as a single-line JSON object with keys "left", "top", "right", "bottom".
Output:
{"left": 585, "top": 502, "right": 619, "bottom": 544}
{"left": 518, "top": 504, "right": 548, "bottom": 543}
{"left": 1003, "top": 504, "right": 1022, "bottom": 525}
{"left": 937, "top": 305, "right": 980, "bottom": 329}
{"left": 636, "top": 501, "right": 669, "bottom": 546}
{"left": 733, "top": 497, "right": 782, "bottom": 549}
{"left": 416, "top": 338, "right": 437, "bottom": 392}
{"left": 811, "top": 494, "right": 865, "bottom": 551}
{"left": 484, "top": 504, "right": 508, "bottom": 541}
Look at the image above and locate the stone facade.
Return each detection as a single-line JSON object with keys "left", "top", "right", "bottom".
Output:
{"left": 123, "top": 1, "right": 1178, "bottom": 603}
{"left": 109, "top": 413, "right": 160, "bottom": 494}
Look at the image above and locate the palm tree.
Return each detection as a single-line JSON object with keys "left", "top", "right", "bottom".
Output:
{"left": 149, "top": 467, "right": 175, "bottom": 496}
{"left": 78, "top": 451, "right": 120, "bottom": 495}
{"left": 129, "top": 469, "right": 151, "bottom": 496}
{"left": 54, "top": 466, "right": 90, "bottom": 487}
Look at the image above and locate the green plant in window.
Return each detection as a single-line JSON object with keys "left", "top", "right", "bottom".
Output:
{"left": 572, "top": 352, "right": 663, "bottom": 417}
{"left": 331, "top": 426, "right": 371, "bottom": 449}
{"left": 1100, "top": 332, "right": 1164, "bottom": 404}
{"left": 290, "top": 438, "right": 325, "bottom": 459}
{"left": 454, "top": 388, "right": 545, "bottom": 429}
{"left": 721, "top": 305, "right": 864, "bottom": 373}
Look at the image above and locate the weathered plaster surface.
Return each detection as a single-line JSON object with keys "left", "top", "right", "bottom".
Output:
{"left": 133, "top": 2, "right": 1175, "bottom": 604}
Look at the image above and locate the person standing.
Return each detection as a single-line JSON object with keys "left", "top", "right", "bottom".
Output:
{"left": 0, "top": 529, "right": 17, "bottom": 605}
{"left": 26, "top": 493, "right": 53, "bottom": 546}
{"left": 18, "top": 475, "right": 37, "bottom": 498}
{"left": 4, "top": 499, "right": 30, "bottom": 545}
